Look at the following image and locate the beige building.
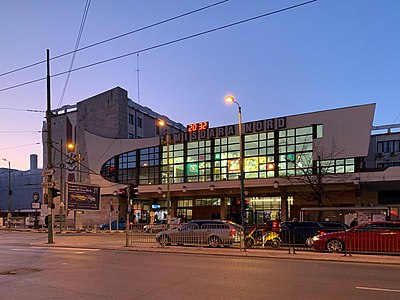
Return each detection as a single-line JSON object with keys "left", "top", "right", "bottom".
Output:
{"left": 43, "top": 88, "right": 400, "bottom": 227}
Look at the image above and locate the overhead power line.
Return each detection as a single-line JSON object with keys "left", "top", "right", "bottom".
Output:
{"left": 0, "top": 130, "right": 42, "bottom": 134}
{"left": 0, "top": 0, "right": 317, "bottom": 94}
{"left": 0, "top": 142, "right": 41, "bottom": 150}
{"left": 0, "top": 0, "right": 230, "bottom": 79}
{"left": 0, "top": 107, "right": 45, "bottom": 113}
{"left": 57, "top": 0, "right": 91, "bottom": 108}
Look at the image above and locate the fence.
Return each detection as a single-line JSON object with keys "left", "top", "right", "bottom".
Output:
{"left": 128, "top": 222, "right": 244, "bottom": 249}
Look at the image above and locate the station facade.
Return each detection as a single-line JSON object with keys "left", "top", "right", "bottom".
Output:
{"left": 82, "top": 102, "right": 400, "bottom": 225}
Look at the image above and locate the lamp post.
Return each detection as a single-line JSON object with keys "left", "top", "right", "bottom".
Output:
{"left": 224, "top": 95, "right": 246, "bottom": 230}
{"left": 67, "top": 143, "right": 83, "bottom": 230}
{"left": 158, "top": 120, "right": 171, "bottom": 223}
{"left": 1, "top": 158, "right": 11, "bottom": 228}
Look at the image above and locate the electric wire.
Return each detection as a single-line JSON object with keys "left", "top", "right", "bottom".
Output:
{"left": 0, "top": 0, "right": 230, "bottom": 79}
{"left": 0, "top": 130, "right": 42, "bottom": 134}
{"left": 0, "top": 107, "right": 45, "bottom": 113}
{"left": 0, "top": 0, "right": 318, "bottom": 94}
{"left": 0, "top": 142, "right": 41, "bottom": 150}
{"left": 57, "top": 0, "right": 91, "bottom": 108}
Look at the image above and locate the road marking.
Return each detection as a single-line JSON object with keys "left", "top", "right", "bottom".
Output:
{"left": 356, "top": 286, "right": 400, "bottom": 293}
{"left": 11, "top": 247, "right": 100, "bottom": 253}
{"left": 31, "top": 246, "right": 100, "bottom": 251}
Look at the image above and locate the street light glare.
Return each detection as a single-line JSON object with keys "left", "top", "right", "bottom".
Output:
{"left": 158, "top": 120, "right": 166, "bottom": 127}
{"left": 67, "top": 143, "right": 75, "bottom": 151}
{"left": 224, "top": 95, "right": 235, "bottom": 104}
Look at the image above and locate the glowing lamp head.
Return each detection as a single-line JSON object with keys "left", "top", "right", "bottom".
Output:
{"left": 158, "top": 119, "right": 166, "bottom": 127}
{"left": 224, "top": 95, "right": 235, "bottom": 104}
{"left": 67, "top": 143, "right": 75, "bottom": 151}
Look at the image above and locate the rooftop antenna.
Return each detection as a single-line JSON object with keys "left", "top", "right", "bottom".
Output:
{"left": 136, "top": 53, "right": 141, "bottom": 104}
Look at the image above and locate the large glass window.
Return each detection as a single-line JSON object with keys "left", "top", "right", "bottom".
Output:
{"left": 317, "top": 157, "right": 355, "bottom": 174}
{"left": 118, "top": 151, "right": 137, "bottom": 183}
{"left": 100, "top": 157, "right": 116, "bottom": 181}
{"left": 139, "top": 147, "right": 160, "bottom": 184}
{"left": 278, "top": 126, "right": 314, "bottom": 177}
{"left": 100, "top": 122, "right": 362, "bottom": 185}
{"left": 186, "top": 140, "right": 212, "bottom": 182}
{"left": 162, "top": 143, "right": 185, "bottom": 183}
{"left": 377, "top": 140, "right": 400, "bottom": 153}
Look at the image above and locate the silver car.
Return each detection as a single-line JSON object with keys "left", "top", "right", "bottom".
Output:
{"left": 156, "top": 220, "right": 242, "bottom": 248}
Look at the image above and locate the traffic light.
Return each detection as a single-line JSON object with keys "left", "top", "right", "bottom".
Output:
{"left": 111, "top": 204, "right": 115, "bottom": 211}
{"left": 244, "top": 199, "right": 250, "bottom": 210}
{"left": 51, "top": 187, "right": 61, "bottom": 198}
{"left": 129, "top": 184, "right": 139, "bottom": 199}
{"left": 118, "top": 188, "right": 127, "bottom": 198}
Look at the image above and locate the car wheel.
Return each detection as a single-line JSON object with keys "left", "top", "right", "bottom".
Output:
{"left": 271, "top": 238, "right": 281, "bottom": 248}
{"left": 208, "top": 235, "right": 221, "bottom": 248}
{"left": 326, "top": 239, "right": 344, "bottom": 253}
{"left": 158, "top": 235, "right": 170, "bottom": 246}
{"left": 245, "top": 238, "right": 254, "bottom": 248}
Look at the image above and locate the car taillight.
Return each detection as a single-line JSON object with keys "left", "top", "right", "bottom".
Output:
{"left": 229, "top": 228, "right": 236, "bottom": 236}
{"left": 318, "top": 231, "right": 326, "bottom": 236}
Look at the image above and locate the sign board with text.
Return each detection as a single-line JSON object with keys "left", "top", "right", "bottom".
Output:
{"left": 66, "top": 182, "right": 101, "bottom": 211}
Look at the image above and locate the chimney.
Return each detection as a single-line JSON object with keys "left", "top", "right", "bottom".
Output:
{"left": 30, "top": 154, "right": 38, "bottom": 170}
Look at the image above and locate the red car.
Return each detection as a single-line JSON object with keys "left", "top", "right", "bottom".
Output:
{"left": 312, "top": 221, "right": 400, "bottom": 253}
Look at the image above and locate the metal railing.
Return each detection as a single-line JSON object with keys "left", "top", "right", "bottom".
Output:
{"left": 128, "top": 223, "right": 244, "bottom": 249}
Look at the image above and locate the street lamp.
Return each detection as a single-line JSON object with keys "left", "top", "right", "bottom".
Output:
{"left": 67, "top": 143, "right": 83, "bottom": 182}
{"left": 224, "top": 95, "right": 246, "bottom": 229}
{"left": 1, "top": 158, "right": 11, "bottom": 228}
{"left": 158, "top": 119, "right": 171, "bottom": 223}
{"left": 67, "top": 143, "right": 84, "bottom": 230}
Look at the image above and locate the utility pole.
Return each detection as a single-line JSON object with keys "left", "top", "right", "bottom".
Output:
{"left": 46, "top": 49, "right": 54, "bottom": 244}
{"left": 59, "top": 139, "right": 64, "bottom": 233}
{"left": 126, "top": 186, "right": 131, "bottom": 247}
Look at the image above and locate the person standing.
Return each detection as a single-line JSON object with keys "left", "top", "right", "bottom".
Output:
{"left": 350, "top": 217, "right": 358, "bottom": 227}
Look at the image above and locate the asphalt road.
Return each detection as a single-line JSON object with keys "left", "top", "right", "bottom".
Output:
{"left": 1, "top": 232, "right": 400, "bottom": 300}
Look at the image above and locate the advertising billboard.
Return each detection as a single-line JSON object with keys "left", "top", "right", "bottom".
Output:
{"left": 67, "top": 182, "right": 101, "bottom": 211}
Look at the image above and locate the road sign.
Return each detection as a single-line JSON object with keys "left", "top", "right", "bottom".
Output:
{"left": 32, "top": 202, "right": 41, "bottom": 209}
{"left": 41, "top": 181, "right": 55, "bottom": 188}
{"left": 42, "top": 169, "right": 55, "bottom": 176}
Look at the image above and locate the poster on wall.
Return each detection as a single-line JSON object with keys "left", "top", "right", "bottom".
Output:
{"left": 186, "top": 163, "right": 199, "bottom": 175}
{"left": 244, "top": 157, "right": 259, "bottom": 172}
{"left": 228, "top": 159, "right": 240, "bottom": 172}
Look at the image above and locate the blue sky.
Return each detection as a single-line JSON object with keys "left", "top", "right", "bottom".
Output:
{"left": 0, "top": 0, "right": 399, "bottom": 170}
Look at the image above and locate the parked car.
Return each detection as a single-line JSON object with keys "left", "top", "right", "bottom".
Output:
{"left": 279, "top": 221, "right": 326, "bottom": 246}
{"left": 319, "top": 221, "right": 348, "bottom": 232}
{"left": 312, "top": 221, "right": 400, "bottom": 253}
{"left": 305, "top": 221, "right": 348, "bottom": 246}
{"left": 156, "top": 220, "right": 242, "bottom": 248}
{"left": 100, "top": 220, "right": 131, "bottom": 230}
{"left": 143, "top": 218, "right": 181, "bottom": 233}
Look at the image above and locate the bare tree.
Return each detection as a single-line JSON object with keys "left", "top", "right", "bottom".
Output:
{"left": 284, "top": 140, "right": 351, "bottom": 219}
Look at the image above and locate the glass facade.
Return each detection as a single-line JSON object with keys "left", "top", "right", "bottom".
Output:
{"left": 101, "top": 124, "right": 357, "bottom": 185}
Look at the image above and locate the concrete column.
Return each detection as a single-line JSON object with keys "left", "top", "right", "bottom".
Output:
{"left": 171, "top": 197, "right": 177, "bottom": 218}
{"left": 220, "top": 197, "right": 228, "bottom": 220}
{"left": 280, "top": 188, "right": 288, "bottom": 222}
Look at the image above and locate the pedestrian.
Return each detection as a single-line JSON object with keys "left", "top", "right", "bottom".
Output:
{"left": 350, "top": 217, "right": 358, "bottom": 227}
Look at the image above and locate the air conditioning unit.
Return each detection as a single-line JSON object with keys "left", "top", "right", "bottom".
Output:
{"left": 376, "top": 152, "right": 383, "bottom": 157}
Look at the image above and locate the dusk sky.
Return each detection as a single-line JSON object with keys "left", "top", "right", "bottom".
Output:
{"left": 0, "top": 0, "right": 399, "bottom": 170}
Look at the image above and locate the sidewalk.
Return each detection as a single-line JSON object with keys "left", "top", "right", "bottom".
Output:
{"left": 24, "top": 230, "right": 400, "bottom": 266}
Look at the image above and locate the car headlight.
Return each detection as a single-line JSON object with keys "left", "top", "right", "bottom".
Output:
{"left": 312, "top": 236, "right": 320, "bottom": 241}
